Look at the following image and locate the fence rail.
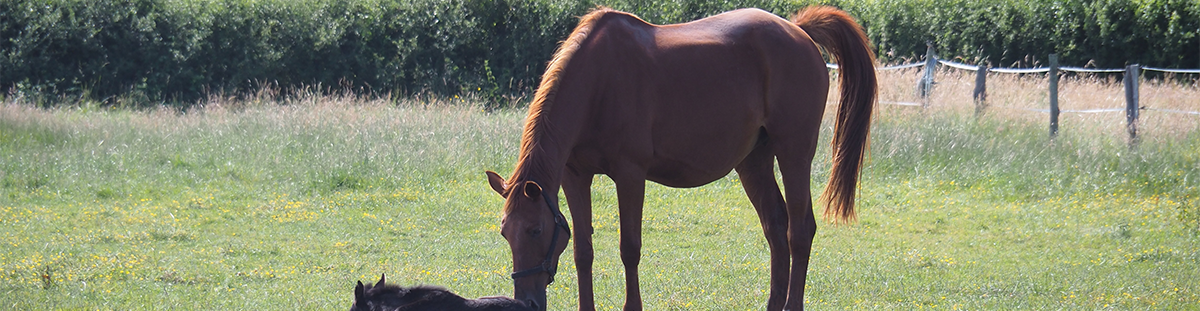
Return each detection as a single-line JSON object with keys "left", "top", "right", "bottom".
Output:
{"left": 1143, "top": 67, "right": 1200, "bottom": 74}
{"left": 828, "top": 47, "right": 1200, "bottom": 145}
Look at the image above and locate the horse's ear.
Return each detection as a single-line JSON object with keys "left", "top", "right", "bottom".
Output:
{"left": 355, "top": 280, "right": 365, "bottom": 300}
{"left": 486, "top": 171, "right": 508, "bottom": 197}
{"left": 376, "top": 273, "right": 386, "bottom": 288}
{"left": 523, "top": 181, "right": 542, "bottom": 200}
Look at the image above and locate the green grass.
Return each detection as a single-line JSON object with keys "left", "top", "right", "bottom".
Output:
{"left": 1, "top": 95, "right": 1197, "bottom": 310}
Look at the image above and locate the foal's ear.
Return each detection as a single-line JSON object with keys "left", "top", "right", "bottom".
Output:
{"left": 486, "top": 171, "right": 507, "bottom": 197}
{"left": 355, "top": 281, "right": 365, "bottom": 300}
{"left": 523, "top": 181, "right": 542, "bottom": 200}
{"left": 376, "top": 273, "right": 386, "bottom": 288}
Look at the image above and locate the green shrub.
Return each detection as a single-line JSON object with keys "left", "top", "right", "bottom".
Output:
{"left": 0, "top": 0, "right": 592, "bottom": 106}
{"left": 1, "top": 0, "right": 1197, "bottom": 107}
{"left": 822, "top": 0, "right": 1200, "bottom": 68}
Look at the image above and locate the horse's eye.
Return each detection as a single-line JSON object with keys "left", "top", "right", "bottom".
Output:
{"left": 527, "top": 227, "right": 543, "bottom": 237}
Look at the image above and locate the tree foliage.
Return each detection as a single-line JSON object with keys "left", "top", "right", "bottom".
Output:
{"left": 2, "top": 0, "right": 1197, "bottom": 107}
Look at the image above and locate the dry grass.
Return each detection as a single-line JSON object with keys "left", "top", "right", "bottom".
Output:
{"left": 870, "top": 67, "right": 1199, "bottom": 140}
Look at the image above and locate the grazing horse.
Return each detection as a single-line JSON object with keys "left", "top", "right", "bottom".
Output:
{"left": 351, "top": 274, "right": 534, "bottom": 311}
{"left": 485, "top": 6, "right": 875, "bottom": 311}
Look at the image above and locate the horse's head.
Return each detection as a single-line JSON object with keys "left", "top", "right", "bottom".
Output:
{"left": 486, "top": 171, "right": 570, "bottom": 311}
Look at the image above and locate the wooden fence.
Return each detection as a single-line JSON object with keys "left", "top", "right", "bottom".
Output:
{"left": 830, "top": 45, "right": 1200, "bottom": 146}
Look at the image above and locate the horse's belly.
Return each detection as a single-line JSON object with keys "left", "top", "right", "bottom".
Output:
{"left": 646, "top": 161, "right": 734, "bottom": 188}
{"left": 645, "top": 127, "right": 761, "bottom": 188}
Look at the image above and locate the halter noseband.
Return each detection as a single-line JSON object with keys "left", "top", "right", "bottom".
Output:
{"left": 510, "top": 185, "right": 571, "bottom": 283}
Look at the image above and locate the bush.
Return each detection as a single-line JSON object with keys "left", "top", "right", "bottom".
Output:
{"left": 2, "top": 0, "right": 1197, "bottom": 107}
{"left": 822, "top": 0, "right": 1200, "bottom": 68}
{"left": 0, "top": 0, "right": 592, "bottom": 107}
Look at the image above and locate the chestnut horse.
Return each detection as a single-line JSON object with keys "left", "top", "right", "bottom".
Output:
{"left": 485, "top": 6, "right": 875, "bottom": 311}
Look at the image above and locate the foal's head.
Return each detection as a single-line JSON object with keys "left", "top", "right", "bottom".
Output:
{"left": 485, "top": 171, "right": 570, "bottom": 311}
{"left": 351, "top": 274, "right": 429, "bottom": 311}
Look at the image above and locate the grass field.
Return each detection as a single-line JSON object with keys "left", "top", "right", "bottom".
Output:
{"left": 2, "top": 73, "right": 1198, "bottom": 309}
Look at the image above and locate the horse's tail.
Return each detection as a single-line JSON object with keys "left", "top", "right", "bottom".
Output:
{"left": 792, "top": 6, "right": 877, "bottom": 224}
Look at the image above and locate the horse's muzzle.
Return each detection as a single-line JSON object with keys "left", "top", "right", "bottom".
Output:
{"left": 516, "top": 289, "right": 547, "bottom": 311}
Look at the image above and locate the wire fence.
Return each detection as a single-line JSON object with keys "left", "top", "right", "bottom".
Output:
{"left": 826, "top": 48, "right": 1200, "bottom": 144}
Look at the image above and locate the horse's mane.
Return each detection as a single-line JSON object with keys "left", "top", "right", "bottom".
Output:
{"left": 503, "top": 7, "right": 616, "bottom": 199}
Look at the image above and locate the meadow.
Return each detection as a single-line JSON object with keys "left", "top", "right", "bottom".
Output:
{"left": 1, "top": 71, "right": 1198, "bottom": 309}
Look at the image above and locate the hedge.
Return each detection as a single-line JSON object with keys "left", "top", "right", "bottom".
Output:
{"left": 1, "top": 0, "right": 592, "bottom": 107}
{"left": 2, "top": 0, "right": 1197, "bottom": 107}
{"left": 836, "top": 0, "right": 1200, "bottom": 69}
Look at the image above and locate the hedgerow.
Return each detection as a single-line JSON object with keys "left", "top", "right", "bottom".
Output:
{"left": 2, "top": 0, "right": 1197, "bottom": 107}
{"left": 0, "top": 0, "right": 592, "bottom": 107}
{"left": 833, "top": 0, "right": 1200, "bottom": 69}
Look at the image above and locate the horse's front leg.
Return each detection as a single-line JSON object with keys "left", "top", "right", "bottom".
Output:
{"left": 612, "top": 172, "right": 647, "bottom": 311}
{"left": 562, "top": 170, "right": 596, "bottom": 311}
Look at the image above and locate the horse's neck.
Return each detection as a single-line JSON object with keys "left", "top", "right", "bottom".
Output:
{"left": 517, "top": 62, "right": 601, "bottom": 191}
{"left": 515, "top": 143, "right": 564, "bottom": 194}
{"left": 516, "top": 108, "right": 584, "bottom": 192}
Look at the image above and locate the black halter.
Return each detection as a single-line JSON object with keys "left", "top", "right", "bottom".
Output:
{"left": 510, "top": 186, "right": 571, "bottom": 283}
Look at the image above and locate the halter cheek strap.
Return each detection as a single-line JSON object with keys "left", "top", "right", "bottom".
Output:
{"left": 510, "top": 187, "right": 571, "bottom": 284}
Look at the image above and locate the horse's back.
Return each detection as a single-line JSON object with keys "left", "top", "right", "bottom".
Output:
{"left": 656, "top": 8, "right": 807, "bottom": 46}
{"left": 564, "top": 8, "right": 829, "bottom": 186}
{"left": 647, "top": 8, "right": 829, "bottom": 119}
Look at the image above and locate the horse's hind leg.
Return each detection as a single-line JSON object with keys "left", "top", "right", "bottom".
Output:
{"left": 735, "top": 142, "right": 789, "bottom": 311}
{"left": 563, "top": 169, "right": 596, "bottom": 311}
{"left": 770, "top": 125, "right": 820, "bottom": 311}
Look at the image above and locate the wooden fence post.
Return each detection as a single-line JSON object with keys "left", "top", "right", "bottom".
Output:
{"left": 1125, "top": 64, "right": 1140, "bottom": 146}
{"left": 1048, "top": 54, "right": 1060, "bottom": 138}
{"left": 918, "top": 42, "right": 936, "bottom": 103}
{"left": 973, "top": 64, "right": 988, "bottom": 116}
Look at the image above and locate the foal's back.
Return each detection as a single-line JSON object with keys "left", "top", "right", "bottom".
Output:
{"left": 352, "top": 277, "right": 532, "bottom": 311}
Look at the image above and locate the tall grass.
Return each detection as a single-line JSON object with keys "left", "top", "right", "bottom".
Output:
{"left": 1, "top": 93, "right": 528, "bottom": 309}
{"left": 870, "top": 68, "right": 1199, "bottom": 197}
{"left": 1, "top": 72, "right": 1197, "bottom": 309}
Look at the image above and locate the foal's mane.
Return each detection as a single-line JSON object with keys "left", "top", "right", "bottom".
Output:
{"left": 504, "top": 7, "right": 616, "bottom": 194}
